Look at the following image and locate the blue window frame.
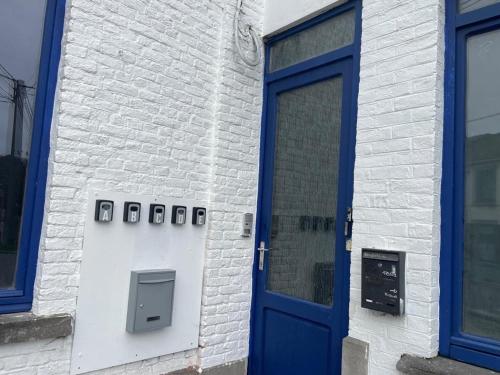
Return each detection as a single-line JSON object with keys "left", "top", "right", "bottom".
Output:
{"left": 0, "top": 0, "right": 66, "bottom": 314}
{"left": 441, "top": 0, "right": 500, "bottom": 370}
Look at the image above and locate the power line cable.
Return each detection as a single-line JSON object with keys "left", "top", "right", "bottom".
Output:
{"left": 0, "top": 84, "right": 11, "bottom": 97}
{"left": 23, "top": 105, "right": 33, "bottom": 122}
{"left": 0, "top": 73, "right": 13, "bottom": 81}
{"left": 0, "top": 63, "right": 13, "bottom": 80}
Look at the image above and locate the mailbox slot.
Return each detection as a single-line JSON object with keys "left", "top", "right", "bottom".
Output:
{"left": 126, "top": 269, "right": 175, "bottom": 333}
{"left": 361, "top": 249, "right": 405, "bottom": 315}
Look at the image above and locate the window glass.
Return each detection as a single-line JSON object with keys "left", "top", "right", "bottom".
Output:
{"left": 267, "top": 77, "right": 343, "bottom": 306}
{"left": 269, "top": 10, "right": 355, "bottom": 72}
{"left": 463, "top": 28, "right": 500, "bottom": 340}
{"left": 458, "top": 0, "right": 500, "bottom": 13}
{"left": 0, "top": 1, "right": 47, "bottom": 289}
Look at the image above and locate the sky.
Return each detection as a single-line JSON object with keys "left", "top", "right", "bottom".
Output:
{"left": 0, "top": 1, "right": 47, "bottom": 157}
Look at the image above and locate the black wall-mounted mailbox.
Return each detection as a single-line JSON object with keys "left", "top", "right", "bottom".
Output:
{"left": 361, "top": 249, "right": 405, "bottom": 315}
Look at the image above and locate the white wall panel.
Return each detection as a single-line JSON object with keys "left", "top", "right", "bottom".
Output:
{"left": 71, "top": 192, "right": 207, "bottom": 374}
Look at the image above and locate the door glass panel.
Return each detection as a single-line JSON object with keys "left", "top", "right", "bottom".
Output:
{"left": 269, "top": 10, "right": 355, "bottom": 72}
{"left": 0, "top": 1, "right": 47, "bottom": 289}
{"left": 267, "top": 77, "right": 343, "bottom": 306}
{"left": 458, "top": 0, "right": 500, "bottom": 13}
{"left": 463, "top": 28, "right": 500, "bottom": 340}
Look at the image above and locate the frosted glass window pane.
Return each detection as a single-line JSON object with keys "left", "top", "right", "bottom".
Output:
{"left": 458, "top": 0, "right": 500, "bottom": 13}
{"left": 267, "top": 77, "right": 343, "bottom": 306}
{"left": 0, "top": 1, "right": 47, "bottom": 289}
{"left": 269, "top": 10, "right": 355, "bottom": 72}
{"left": 463, "top": 28, "right": 500, "bottom": 341}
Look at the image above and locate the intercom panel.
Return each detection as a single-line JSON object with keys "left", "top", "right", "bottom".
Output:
{"left": 242, "top": 213, "right": 253, "bottom": 237}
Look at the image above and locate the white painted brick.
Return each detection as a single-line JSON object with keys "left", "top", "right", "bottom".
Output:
{"left": 0, "top": 0, "right": 448, "bottom": 374}
{"left": 0, "top": 0, "right": 263, "bottom": 373}
{"left": 349, "top": 0, "right": 444, "bottom": 374}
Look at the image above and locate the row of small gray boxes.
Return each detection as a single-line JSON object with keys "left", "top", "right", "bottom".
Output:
{"left": 95, "top": 200, "right": 206, "bottom": 225}
{"left": 126, "top": 269, "right": 175, "bottom": 333}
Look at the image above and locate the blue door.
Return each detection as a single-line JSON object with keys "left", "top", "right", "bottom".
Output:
{"left": 249, "top": 51, "right": 358, "bottom": 375}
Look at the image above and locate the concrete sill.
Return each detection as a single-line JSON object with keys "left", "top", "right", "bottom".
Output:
{"left": 0, "top": 312, "right": 72, "bottom": 345}
{"left": 166, "top": 360, "right": 247, "bottom": 375}
{"left": 397, "top": 354, "right": 498, "bottom": 375}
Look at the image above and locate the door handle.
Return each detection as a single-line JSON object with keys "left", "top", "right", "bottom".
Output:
{"left": 258, "top": 241, "right": 270, "bottom": 271}
{"left": 344, "top": 207, "right": 353, "bottom": 237}
{"left": 344, "top": 207, "right": 353, "bottom": 252}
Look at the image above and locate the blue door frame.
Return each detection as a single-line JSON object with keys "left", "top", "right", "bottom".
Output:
{"left": 248, "top": 2, "right": 361, "bottom": 374}
{"left": 440, "top": 1, "right": 500, "bottom": 371}
{"left": 0, "top": 0, "right": 66, "bottom": 313}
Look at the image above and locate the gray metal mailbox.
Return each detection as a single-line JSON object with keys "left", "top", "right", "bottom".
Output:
{"left": 126, "top": 269, "right": 175, "bottom": 333}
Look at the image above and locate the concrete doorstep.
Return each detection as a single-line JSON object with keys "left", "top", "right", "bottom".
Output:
{"left": 397, "top": 354, "right": 499, "bottom": 375}
{"left": 166, "top": 360, "right": 247, "bottom": 375}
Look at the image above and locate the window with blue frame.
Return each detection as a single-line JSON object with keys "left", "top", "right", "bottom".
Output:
{"left": 441, "top": 0, "right": 500, "bottom": 371}
{"left": 0, "top": 0, "right": 65, "bottom": 313}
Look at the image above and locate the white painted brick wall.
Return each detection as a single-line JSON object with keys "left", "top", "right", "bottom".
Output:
{"left": 198, "top": 0, "right": 263, "bottom": 368}
{"left": 0, "top": 0, "right": 449, "bottom": 374}
{"left": 349, "top": 0, "right": 445, "bottom": 374}
{"left": 0, "top": 338, "right": 71, "bottom": 375}
{"left": 0, "top": 0, "right": 263, "bottom": 373}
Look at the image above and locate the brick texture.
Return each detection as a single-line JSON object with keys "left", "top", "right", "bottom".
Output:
{"left": 0, "top": 0, "right": 449, "bottom": 374}
{"left": 348, "top": 0, "right": 444, "bottom": 374}
{"left": 0, "top": 0, "right": 263, "bottom": 373}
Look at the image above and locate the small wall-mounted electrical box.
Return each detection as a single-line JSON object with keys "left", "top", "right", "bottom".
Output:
{"left": 171, "top": 205, "right": 186, "bottom": 225}
{"left": 192, "top": 207, "right": 206, "bottom": 225}
{"left": 242, "top": 213, "right": 253, "bottom": 237}
{"left": 123, "top": 202, "right": 141, "bottom": 223}
{"left": 149, "top": 204, "right": 166, "bottom": 224}
{"left": 126, "top": 269, "right": 175, "bottom": 333}
{"left": 362, "top": 249, "right": 405, "bottom": 315}
{"left": 95, "top": 200, "right": 113, "bottom": 222}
